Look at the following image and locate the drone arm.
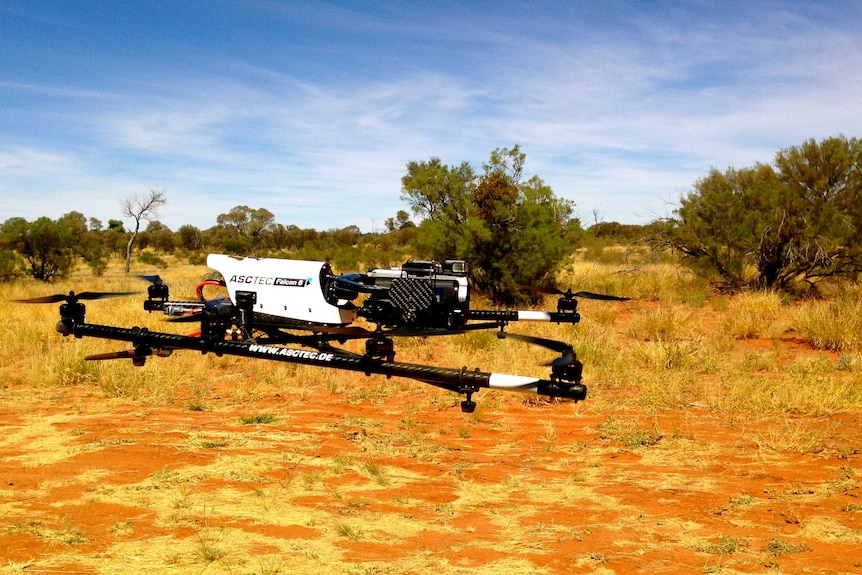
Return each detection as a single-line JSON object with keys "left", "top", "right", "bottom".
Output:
{"left": 58, "top": 321, "right": 586, "bottom": 403}
{"left": 468, "top": 309, "right": 581, "bottom": 324}
{"left": 486, "top": 373, "right": 586, "bottom": 399}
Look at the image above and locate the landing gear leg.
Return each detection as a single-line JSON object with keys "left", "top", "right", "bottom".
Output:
{"left": 458, "top": 369, "right": 479, "bottom": 413}
{"left": 460, "top": 391, "right": 477, "bottom": 413}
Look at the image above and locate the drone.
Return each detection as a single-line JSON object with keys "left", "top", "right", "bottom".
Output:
{"left": 21, "top": 254, "right": 628, "bottom": 413}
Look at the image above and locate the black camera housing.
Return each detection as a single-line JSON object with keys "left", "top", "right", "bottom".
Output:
{"left": 358, "top": 260, "right": 470, "bottom": 328}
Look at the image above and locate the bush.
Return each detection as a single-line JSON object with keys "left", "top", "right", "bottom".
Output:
{"left": 0, "top": 250, "right": 23, "bottom": 282}
{"left": 87, "top": 257, "right": 109, "bottom": 277}
{"left": 657, "top": 136, "right": 862, "bottom": 292}
{"left": 137, "top": 251, "right": 168, "bottom": 269}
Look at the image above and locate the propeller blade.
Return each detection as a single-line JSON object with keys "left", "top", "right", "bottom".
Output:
{"left": 333, "top": 274, "right": 388, "bottom": 293}
{"left": 86, "top": 348, "right": 172, "bottom": 361}
{"left": 516, "top": 283, "right": 562, "bottom": 296}
{"left": 549, "top": 351, "right": 577, "bottom": 367}
{"left": 86, "top": 350, "right": 140, "bottom": 361}
{"left": 77, "top": 291, "right": 139, "bottom": 300}
{"left": 137, "top": 275, "right": 164, "bottom": 285}
{"left": 497, "top": 332, "right": 576, "bottom": 367}
{"left": 516, "top": 284, "right": 629, "bottom": 301}
{"left": 15, "top": 291, "right": 138, "bottom": 304}
{"left": 499, "top": 332, "right": 571, "bottom": 353}
{"left": 570, "top": 291, "right": 630, "bottom": 301}
{"left": 15, "top": 294, "right": 71, "bottom": 304}
{"left": 310, "top": 325, "right": 377, "bottom": 338}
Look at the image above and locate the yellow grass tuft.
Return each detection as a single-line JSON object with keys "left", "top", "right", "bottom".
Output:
{"left": 794, "top": 290, "right": 862, "bottom": 351}
{"left": 718, "top": 291, "right": 785, "bottom": 339}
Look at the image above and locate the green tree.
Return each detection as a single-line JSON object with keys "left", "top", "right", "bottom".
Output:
{"left": 4, "top": 217, "right": 75, "bottom": 281}
{"left": 59, "top": 211, "right": 111, "bottom": 275}
{"left": 660, "top": 136, "right": 862, "bottom": 291}
{"left": 101, "top": 220, "right": 128, "bottom": 258}
{"left": 107, "top": 219, "right": 125, "bottom": 232}
{"left": 383, "top": 210, "right": 417, "bottom": 247}
{"left": 176, "top": 224, "right": 203, "bottom": 251}
{"left": 384, "top": 210, "right": 413, "bottom": 232}
{"left": 0, "top": 218, "right": 27, "bottom": 281}
{"left": 215, "top": 205, "right": 275, "bottom": 253}
{"left": 401, "top": 157, "right": 475, "bottom": 260}
{"left": 402, "top": 145, "right": 578, "bottom": 304}
{"left": 142, "top": 220, "right": 176, "bottom": 253}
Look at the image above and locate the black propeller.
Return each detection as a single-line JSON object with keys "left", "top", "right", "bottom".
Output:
{"left": 332, "top": 273, "right": 388, "bottom": 293}
{"left": 311, "top": 323, "right": 575, "bottom": 366}
{"left": 309, "top": 322, "right": 504, "bottom": 340}
{"left": 517, "top": 284, "right": 629, "bottom": 301}
{"left": 137, "top": 275, "right": 164, "bottom": 285}
{"left": 497, "top": 332, "right": 576, "bottom": 367}
{"left": 15, "top": 291, "right": 138, "bottom": 304}
{"left": 86, "top": 348, "right": 173, "bottom": 361}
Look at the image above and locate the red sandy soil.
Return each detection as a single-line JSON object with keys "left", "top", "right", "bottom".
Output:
{"left": 1, "top": 338, "right": 862, "bottom": 574}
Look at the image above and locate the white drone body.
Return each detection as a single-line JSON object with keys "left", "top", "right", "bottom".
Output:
{"left": 207, "top": 254, "right": 356, "bottom": 325}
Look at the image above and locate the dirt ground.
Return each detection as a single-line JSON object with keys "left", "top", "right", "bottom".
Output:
{"left": 2, "top": 352, "right": 862, "bottom": 575}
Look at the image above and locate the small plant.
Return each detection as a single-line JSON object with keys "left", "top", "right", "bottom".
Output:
{"left": 55, "top": 526, "right": 88, "bottom": 545}
{"left": 600, "top": 415, "right": 661, "bottom": 449}
{"left": 301, "top": 471, "right": 322, "bottom": 490}
{"left": 631, "top": 337, "right": 705, "bottom": 371}
{"left": 109, "top": 521, "right": 135, "bottom": 536}
{"left": 836, "top": 353, "right": 861, "bottom": 372}
{"left": 87, "top": 256, "right": 108, "bottom": 276}
{"left": 200, "top": 439, "right": 228, "bottom": 449}
{"left": 540, "top": 420, "right": 557, "bottom": 453}
{"left": 362, "top": 461, "right": 389, "bottom": 485}
{"left": 239, "top": 414, "right": 278, "bottom": 425}
{"left": 730, "top": 494, "right": 756, "bottom": 507}
{"left": 700, "top": 535, "right": 743, "bottom": 555}
{"left": 763, "top": 538, "right": 811, "bottom": 556}
{"left": 196, "top": 533, "right": 227, "bottom": 563}
{"left": 330, "top": 454, "right": 354, "bottom": 474}
{"left": 335, "top": 522, "right": 363, "bottom": 541}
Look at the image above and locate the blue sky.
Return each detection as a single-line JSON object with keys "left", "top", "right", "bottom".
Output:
{"left": 2, "top": 1, "right": 860, "bottom": 232}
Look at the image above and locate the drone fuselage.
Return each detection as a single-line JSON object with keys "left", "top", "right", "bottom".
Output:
{"left": 208, "top": 254, "right": 472, "bottom": 330}
{"left": 207, "top": 254, "right": 356, "bottom": 326}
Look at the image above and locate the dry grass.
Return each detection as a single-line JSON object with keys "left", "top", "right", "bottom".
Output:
{"left": 794, "top": 287, "right": 862, "bottom": 351}
{"left": 3, "top": 255, "right": 862, "bottom": 418}
{"left": 718, "top": 290, "right": 786, "bottom": 339}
